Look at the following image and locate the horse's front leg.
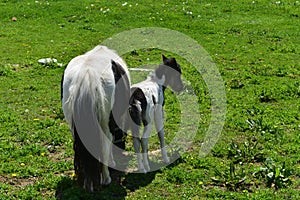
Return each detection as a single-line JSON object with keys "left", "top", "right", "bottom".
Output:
{"left": 154, "top": 107, "right": 170, "bottom": 163}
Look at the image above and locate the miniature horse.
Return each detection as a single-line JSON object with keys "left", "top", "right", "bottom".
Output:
{"left": 129, "top": 55, "right": 184, "bottom": 173}
{"left": 61, "top": 45, "right": 130, "bottom": 192}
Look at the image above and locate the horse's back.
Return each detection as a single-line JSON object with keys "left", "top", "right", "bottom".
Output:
{"left": 64, "top": 46, "right": 116, "bottom": 81}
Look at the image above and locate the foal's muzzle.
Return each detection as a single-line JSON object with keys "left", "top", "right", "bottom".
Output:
{"left": 173, "top": 82, "right": 184, "bottom": 92}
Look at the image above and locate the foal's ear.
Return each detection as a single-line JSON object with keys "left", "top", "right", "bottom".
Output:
{"left": 170, "top": 57, "right": 176, "bottom": 62}
{"left": 162, "top": 54, "right": 168, "bottom": 63}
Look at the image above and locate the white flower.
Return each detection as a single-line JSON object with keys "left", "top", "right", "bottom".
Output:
{"left": 103, "top": 8, "right": 110, "bottom": 14}
{"left": 122, "top": 2, "right": 128, "bottom": 6}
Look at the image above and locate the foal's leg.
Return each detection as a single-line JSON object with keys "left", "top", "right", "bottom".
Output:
{"left": 140, "top": 105, "right": 154, "bottom": 173}
{"left": 141, "top": 123, "right": 152, "bottom": 172}
{"left": 154, "top": 107, "right": 170, "bottom": 163}
{"left": 131, "top": 124, "right": 145, "bottom": 172}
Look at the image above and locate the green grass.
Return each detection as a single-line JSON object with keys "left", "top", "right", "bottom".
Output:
{"left": 1, "top": 0, "right": 300, "bottom": 199}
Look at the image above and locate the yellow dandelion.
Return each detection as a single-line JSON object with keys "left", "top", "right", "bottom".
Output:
{"left": 20, "top": 163, "right": 25, "bottom": 167}
{"left": 71, "top": 172, "right": 76, "bottom": 177}
{"left": 34, "top": 118, "right": 40, "bottom": 121}
{"left": 199, "top": 181, "right": 203, "bottom": 185}
{"left": 40, "top": 152, "right": 45, "bottom": 157}
{"left": 12, "top": 173, "right": 17, "bottom": 177}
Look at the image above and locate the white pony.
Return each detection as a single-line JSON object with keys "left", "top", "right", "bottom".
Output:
{"left": 62, "top": 45, "right": 130, "bottom": 192}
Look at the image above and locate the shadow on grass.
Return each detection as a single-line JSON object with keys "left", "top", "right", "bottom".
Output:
{"left": 55, "top": 153, "right": 182, "bottom": 199}
{"left": 55, "top": 169, "right": 158, "bottom": 200}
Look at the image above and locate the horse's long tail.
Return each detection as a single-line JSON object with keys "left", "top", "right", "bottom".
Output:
{"left": 64, "top": 67, "right": 107, "bottom": 192}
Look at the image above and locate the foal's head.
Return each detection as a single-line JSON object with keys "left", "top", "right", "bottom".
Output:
{"left": 155, "top": 55, "right": 184, "bottom": 92}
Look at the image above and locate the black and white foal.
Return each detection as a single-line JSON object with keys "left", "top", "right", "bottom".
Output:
{"left": 129, "top": 55, "right": 184, "bottom": 173}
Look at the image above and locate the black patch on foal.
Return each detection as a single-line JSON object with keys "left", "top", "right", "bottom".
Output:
{"left": 129, "top": 87, "right": 148, "bottom": 126}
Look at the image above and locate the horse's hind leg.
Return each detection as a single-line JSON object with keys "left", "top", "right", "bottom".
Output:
{"left": 100, "top": 116, "right": 113, "bottom": 185}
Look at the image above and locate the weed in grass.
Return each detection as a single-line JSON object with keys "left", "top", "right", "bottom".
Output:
{"left": 258, "top": 90, "right": 277, "bottom": 103}
{"left": 228, "top": 137, "right": 265, "bottom": 164}
{"left": 227, "top": 79, "right": 245, "bottom": 89}
{"left": 246, "top": 116, "right": 280, "bottom": 136}
{"left": 245, "top": 106, "right": 265, "bottom": 116}
{"left": 211, "top": 162, "right": 250, "bottom": 192}
{"left": 253, "top": 158, "right": 292, "bottom": 189}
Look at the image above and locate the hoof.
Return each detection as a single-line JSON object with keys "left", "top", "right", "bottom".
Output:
{"left": 102, "top": 176, "right": 111, "bottom": 186}
{"left": 144, "top": 164, "right": 150, "bottom": 173}
{"left": 138, "top": 161, "right": 146, "bottom": 173}
{"left": 109, "top": 160, "right": 116, "bottom": 168}
{"left": 163, "top": 156, "right": 170, "bottom": 164}
{"left": 138, "top": 167, "right": 147, "bottom": 174}
{"left": 140, "top": 169, "right": 147, "bottom": 174}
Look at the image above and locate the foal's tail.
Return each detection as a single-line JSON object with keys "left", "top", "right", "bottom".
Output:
{"left": 64, "top": 67, "right": 107, "bottom": 192}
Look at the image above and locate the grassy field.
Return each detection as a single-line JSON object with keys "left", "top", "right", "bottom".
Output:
{"left": 0, "top": 0, "right": 299, "bottom": 199}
